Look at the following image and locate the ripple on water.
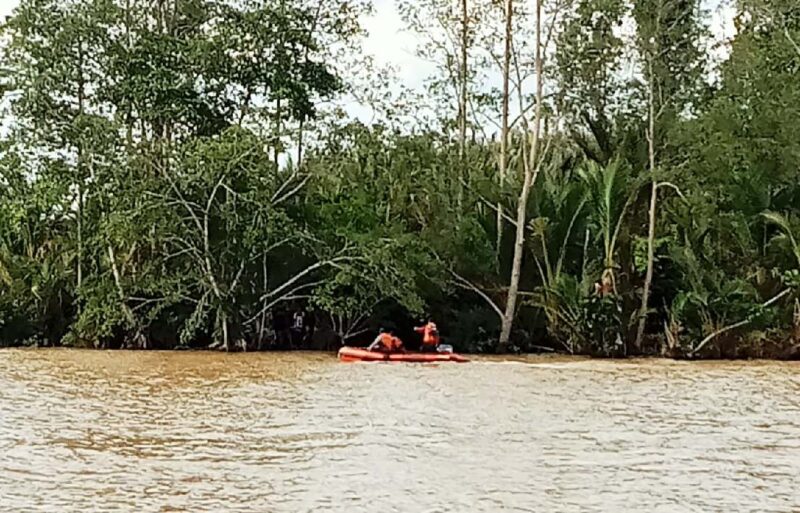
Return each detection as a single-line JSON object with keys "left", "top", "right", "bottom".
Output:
{"left": 1, "top": 349, "right": 800, "bottom": 512}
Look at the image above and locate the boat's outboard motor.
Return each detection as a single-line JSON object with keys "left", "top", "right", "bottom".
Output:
{"left": 436, "top": 344, "right": 454, "bottom": 353}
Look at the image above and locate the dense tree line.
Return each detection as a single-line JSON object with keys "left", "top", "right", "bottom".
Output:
{"left": 0, "top": 0, "right": 798, "bottom": 357}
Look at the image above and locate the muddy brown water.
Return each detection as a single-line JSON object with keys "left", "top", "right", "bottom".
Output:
{"left": 1, "top": 349, "right": 799, "bottom": 512}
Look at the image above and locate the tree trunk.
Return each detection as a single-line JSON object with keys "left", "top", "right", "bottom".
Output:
{"left": 221, "top": 312, "right": 230, "bottom": 352}
{"left": 76, "top": 42, "right": 86, "bottom": 293}
{"left": 77, "top": 184, "right": 83, "bottom": 290}
{"left": 296, "top": 116, "right": 305, "bottom": 166}
{"left": 108, "top": 245, "right": 146, "bottom": 349}
{"left": 294, "top": 0, "right": 323, "bottom": 168}
{"left": 635, "top": 58, "right": 658, "bottom": 353}
{"left": 499, "top": 0, "right": 543, "bottom": 350}
{"left": 459, "top": 0, "right": 468, "bottom": 155}
{"left": 496, "top": 0, "right": 513, "bottom": 262}
{"left": 125, "top": 0, "right": 133, "bottom": 148}
{"left": 257, "top": 252, "right": 269, "bottom": 349}
{"left": 457, "top": 0, "right": 468, "bottom": 215}
{"left": 274, "top": 97, "right": 282, "bottom": 170}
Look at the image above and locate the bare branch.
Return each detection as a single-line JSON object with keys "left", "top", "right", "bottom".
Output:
{"left": 343, "top": 328, "right": 371, "bottom": 340}
{"left": 481, "top": 196, "right": 518, "bottom": 227}
{"left": 272, "top": 173, "right": 311, "bottom": 206}
{"left": 785, "top": 27, "right": 800, "bottom": 58}
{"left": 448, "top": 269, "right": 504, "bottom": 319}
{"left": 229, "top": 260, "right": 247, "bottom": 294}
{"left": 657, "top": 181, "right": 686, "bottom": 199}
{"left": 161, "top": 169, "right": 204, "bottom": 235}
{"left": 244, "top": 280, "right": 324, "bottom": 325}
{"left": 459, "top": 175, "right": 518, "bottom": 227}
{"left": 257, "top": 256, "right": 356, "bottom": 304}
{"left": 509, "top": 100, "right": 537, "bottom": 129}
{"left": 164, "top": 247, "right": 196, "bottom": 261}
{"left": 345, "top": 299, "right": 384, "bottom": 337}
{"left": 205, "top": 171, "right": 227, "bottom": 230}
{"left": 143, "top": 191, "right": 203, "bottom": 211}
{"left": 130, "top": 297, "right": 169, "bottom": 312}
{"left": 270, "top": 171, "right": 299, "bottom": 203}
{"left": 543, "top": 0, "right": 568, "bottom": 53}
{"left": 689, "top": 289, "right": 793, "bottom": 356}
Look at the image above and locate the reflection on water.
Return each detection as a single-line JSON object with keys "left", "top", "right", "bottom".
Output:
{"left": 1, "top": 349, "right": 800, "bottom": 512}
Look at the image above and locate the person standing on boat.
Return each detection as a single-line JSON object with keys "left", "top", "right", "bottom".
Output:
{"left": 367, "top": 328, "right": 404, "bottom": 353}
{"left": 414, "top": 318, "right": 440, "bottom": 352}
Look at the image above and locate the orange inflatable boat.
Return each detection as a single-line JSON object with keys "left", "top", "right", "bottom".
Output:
{"left": 338, "top": 346, "right": 469, "bottom": 363}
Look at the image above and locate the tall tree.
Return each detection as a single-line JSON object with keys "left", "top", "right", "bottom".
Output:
{"left": 497, "top": 0, "right": 513, "bottom": 257}
{"left": 459, "top": 0, "right": 469, "bottom": 156}
{"left": 555, "top": 0, "right": 628, "bottom": 164}
{"left": 632, "top": 0, "right": 707, "bottom": 350}
{"left": 498, "top": 0, "right": 547, "bottom": 348}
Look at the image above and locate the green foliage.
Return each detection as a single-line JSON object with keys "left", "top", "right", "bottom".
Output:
{"left": 556, "top": 0, "right": 630, "bottom": 163}
{"left": 529, "top": 273, "right": 624, "bottom": 356}
{"left": 579, "top": 158, "right": 639, "bottom": 279}
{"left": 1, "top": 0, "right": 799, "bottom": 357}
{"left": 763, "top": 211, "right": 800, "bottom": 267}
{"left": 0, "top": 152, "right": 74, "bottom": 346}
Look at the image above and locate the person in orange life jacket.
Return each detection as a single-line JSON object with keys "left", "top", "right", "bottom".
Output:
{"left": 367, "top": 328, "right": 404, "bottom": 353}
{"left": 414, "top": 318, "right": 440, "bottom": 352}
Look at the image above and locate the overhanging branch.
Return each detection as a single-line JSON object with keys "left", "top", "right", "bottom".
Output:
{"left": 449, "top": 269, "right": 504, "bottom": 319}
{"left": 689, "top": 288, "right": 793, "bottom": 356}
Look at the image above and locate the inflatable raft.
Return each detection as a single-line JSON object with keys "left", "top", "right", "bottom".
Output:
{"left": 338, "top": 346, "right": 469, "bottom": 363}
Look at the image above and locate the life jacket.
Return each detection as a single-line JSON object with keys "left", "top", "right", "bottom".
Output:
{"left": 391, "top": 336, "right": 404, "bottom": 351}
{"left": 379, "top": 332, "right": 396, "bottom": 351}
{"left": 422, "top": 322, "right": 439, "bottom": 346}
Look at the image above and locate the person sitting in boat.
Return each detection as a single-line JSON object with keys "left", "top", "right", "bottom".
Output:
{"left": 414, "top": 318, "right": 440, "bottom": 352}
{"left": 367, "top": 328, "right": 404, "bottom": 353}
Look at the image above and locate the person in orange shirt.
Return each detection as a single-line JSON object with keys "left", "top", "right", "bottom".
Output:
{"left": 414, "top": 318, "right": 440, "bottom": 352}
{"left": 367, "top": 328, "right": 404, "bottom": 353}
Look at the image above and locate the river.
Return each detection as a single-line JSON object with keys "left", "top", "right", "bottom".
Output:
{"left": 1, "top": 349, "right": 799, "bottom": 512}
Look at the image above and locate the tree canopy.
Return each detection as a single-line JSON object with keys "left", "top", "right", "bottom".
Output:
{"left": 1, "top": 0, "right": 799, "bottom": 358}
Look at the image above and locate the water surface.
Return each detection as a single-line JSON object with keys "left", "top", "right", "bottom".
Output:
{"left": 1, "top": 349, "right": 799, "bottom": 512}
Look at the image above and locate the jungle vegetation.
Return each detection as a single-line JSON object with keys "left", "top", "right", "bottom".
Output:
{"left": 1, "top": 0, "right": 799, "bottom": 357}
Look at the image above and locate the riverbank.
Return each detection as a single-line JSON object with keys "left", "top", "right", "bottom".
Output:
{"left": 4, "top": 337, "right": 800, "bottom": 361}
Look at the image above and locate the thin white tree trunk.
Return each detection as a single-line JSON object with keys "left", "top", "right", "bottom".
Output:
{"left": 635, "top": 58, "right": 657, "bottom": 352}
{"left": 274, "top": 97, "right": 282, "bottom": 170}
{"left": 108, "top": 244, "right": 146, "bottom": 349}
{"left": 258, "top": 252, "right": 269, "bottom": 349}
{"left": 457, "top": 0, "right": 468, "bottom": 215}
{"left": 77, "top": 184, "right": 83, "bottom": 290}
{"left": 497, "top": 0, "right": 513, "bottom": 260}
{"left": 459, "top": 0, "right": 468, "bottom": 156}
{"left": 221, "top": 311, "right": 230, "bottom": 352}
{"left": 76, "top": 46, "right": 86, "bottom": 294}
{"left": 499, "top": 0, "right": 543, "bottom": 348}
